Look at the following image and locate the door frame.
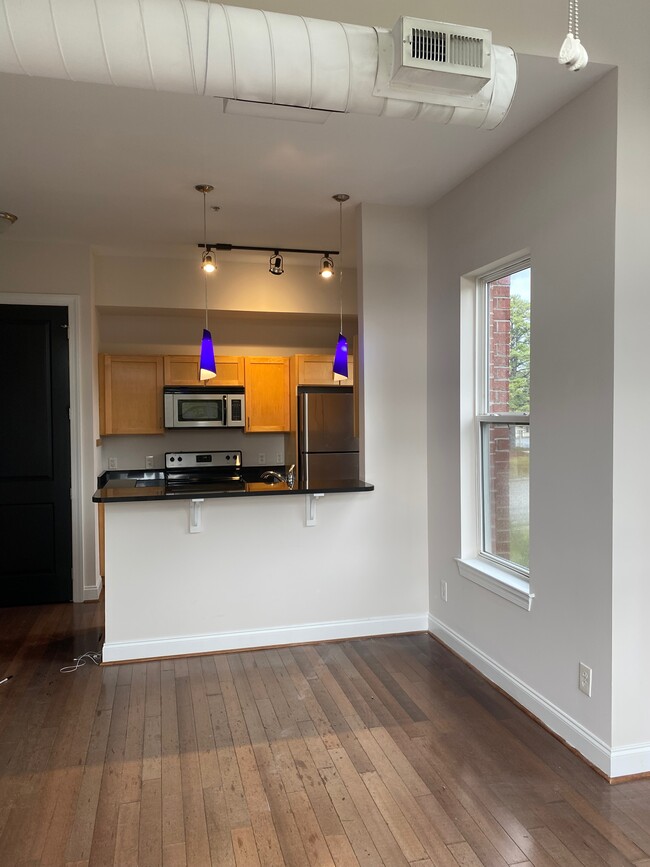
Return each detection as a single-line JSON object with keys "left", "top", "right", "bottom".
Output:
{"left": 0, "top": 293, "right": 84, "bottom": 603}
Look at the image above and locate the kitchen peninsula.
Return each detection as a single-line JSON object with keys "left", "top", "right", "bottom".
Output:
{"left": 95, "top": 460, "right": 373, "bottom": 664}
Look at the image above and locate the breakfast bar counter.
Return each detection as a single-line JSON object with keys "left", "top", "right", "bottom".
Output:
{"left": 96, "top": 466, "right": 380, "bottom": 664}
{"left": 93, "top": 469, "right": 374, "bottom": 502}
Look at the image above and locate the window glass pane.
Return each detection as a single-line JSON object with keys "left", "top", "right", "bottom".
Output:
{"left": 482, "top": 423, "right": 529, "bottom": 570}
{"left": 487, "top": 268, "right": 530, "bottom": 413}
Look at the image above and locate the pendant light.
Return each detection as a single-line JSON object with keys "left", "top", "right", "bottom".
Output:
{"left": 331, "top": 194, "right": 350, "bottom": 379}
{"left": 195, "top": 184, "right": 217, "bottom": 381}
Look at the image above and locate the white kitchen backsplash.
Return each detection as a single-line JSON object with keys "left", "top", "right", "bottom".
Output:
{"left": 100, "top": 429, "right": 285, "bottom": 471}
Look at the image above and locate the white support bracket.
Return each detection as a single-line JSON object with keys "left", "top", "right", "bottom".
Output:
{"left": 190, "top": 498, "right": 204, "bottom": 534}
{"left": 305, "top": 493, "right": 325, "bottom": 527}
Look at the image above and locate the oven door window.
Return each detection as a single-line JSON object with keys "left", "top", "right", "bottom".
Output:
{"left": 177, "top": 397, "right": 224, "bottom": 424}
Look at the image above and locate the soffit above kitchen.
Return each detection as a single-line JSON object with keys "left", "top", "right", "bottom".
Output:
{"left": 0, "top": 44, "right": 608, "bottom": 261}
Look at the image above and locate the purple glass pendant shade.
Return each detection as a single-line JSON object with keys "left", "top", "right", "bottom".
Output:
{"left": 333, "top": 332, "right": 349, "bottom": 378}
{"left": 199, "top": 329, "right": 217, "bottom": 380}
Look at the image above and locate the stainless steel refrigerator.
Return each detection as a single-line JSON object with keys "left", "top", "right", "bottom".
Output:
{"left": 298, "top": 388, "right": 359, "bottom": 486}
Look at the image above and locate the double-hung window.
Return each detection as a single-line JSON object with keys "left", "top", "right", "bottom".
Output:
{"left": 457, "top": 259, "right": 533, "bottom": 609}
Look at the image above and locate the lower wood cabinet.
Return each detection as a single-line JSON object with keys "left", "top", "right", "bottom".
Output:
{"left": 163, "top": 355, "right": 244, "bottom": 386}
{"left": 99, "top": 354, "right": 164, "bottom": 435}
{"left": 244, "top": 357, "right": 290, "bottom": 432}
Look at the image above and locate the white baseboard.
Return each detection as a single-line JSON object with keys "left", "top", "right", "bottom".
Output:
{"left": 610, "top": 743, "right": 650, "bottom": 779}
{"left": 102, "top": 612, "right": 429, "bottom": 664}
{"left": 83, "top": 576, "right": 103, "bottom": 601}
{"left": 428, "top": 614, "right": 617, "bottom": 778}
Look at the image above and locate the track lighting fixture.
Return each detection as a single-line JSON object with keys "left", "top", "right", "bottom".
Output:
{"left": 319, "top": 255, "right": 335, "bottom": 279}
{"left": 197, "top": 243, "right": 339, "bottom": 278}
{"left": 269, "top": 250, "right": 284, "bottom": 276}
{"left": 195, "top": 184, "right": 217, "bottom": 381}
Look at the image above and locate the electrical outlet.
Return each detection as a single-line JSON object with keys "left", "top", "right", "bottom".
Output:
{"left": 440, "top": 580, "right": 448, "bottom": 602}
{"left": 108, "top": 457, "right": 117, "bottom": 470}
{"left": 579, "top": 662, "right": 592, "bottom": 697}
{"left": 258, "top": 453, "right": 266, "bottom": 464}
{"left": 276, "top": 452, "right": 283, "bottom": 464}
{"left": 145, "top": 455, "right": 154, "bottom": 470}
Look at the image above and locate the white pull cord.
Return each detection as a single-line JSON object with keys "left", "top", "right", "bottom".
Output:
{"left": 559, "top": 0, "right": 588, "bottom": 71}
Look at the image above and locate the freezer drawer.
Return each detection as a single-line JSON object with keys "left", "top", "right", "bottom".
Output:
{"left": 301, "top": 451, "right": 359, "bottom": 486}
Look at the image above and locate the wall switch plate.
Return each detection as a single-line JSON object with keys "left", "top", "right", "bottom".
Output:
{"left": 258, "top": 453, "right": 266, "bottom": 464}
{"left": 145, "top": 455, "right": 154, "bottom": 470}
{"left": 440, "top": 580, "right": 448, "bottom": 602}
{"left": 108, "top": 457, "right": 117, "bottom": 470}
{"left": 579, "top": 662, "right": 592, "bottom": 697}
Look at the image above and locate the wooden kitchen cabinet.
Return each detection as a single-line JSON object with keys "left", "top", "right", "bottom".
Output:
{"left": 99, "top": 354, "right": 164, "bottom": 435}
{"left": 244, "top": 357, "right": 290, "bottom": 432}
{"left": 295, "top": 354, "right": 354, "bottom": 386}
{"left": 163, "top": 355, "right": 244, "bottom": 386}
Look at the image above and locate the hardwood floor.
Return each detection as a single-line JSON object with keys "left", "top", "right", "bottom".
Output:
{"left": 1, "top": 604, "right": 650, "bottom": 866}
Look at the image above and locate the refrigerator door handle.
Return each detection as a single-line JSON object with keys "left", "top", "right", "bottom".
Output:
{"left": 302, "top": 393, "right": 309, "bottom": 452}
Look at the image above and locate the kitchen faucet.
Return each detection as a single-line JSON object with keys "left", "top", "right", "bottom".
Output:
{"left": 261, "top": 464, "right": 295, "bottom": 487}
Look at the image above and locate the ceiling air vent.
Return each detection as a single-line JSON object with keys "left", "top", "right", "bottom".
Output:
{"left": 374, "top": 17, "right": 493, "bottom": 107}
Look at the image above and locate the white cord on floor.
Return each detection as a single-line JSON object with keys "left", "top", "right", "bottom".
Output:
{"left": 60, "top": 651, "right": 102, "bottom": 673}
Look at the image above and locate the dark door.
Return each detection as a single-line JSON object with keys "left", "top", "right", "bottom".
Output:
{"left": 0, "top": 304, "right": 72, "bottom": 605}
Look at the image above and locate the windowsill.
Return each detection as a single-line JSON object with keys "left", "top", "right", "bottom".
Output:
{"left": 455, "top": 557, "right": 534, "bottom": 611}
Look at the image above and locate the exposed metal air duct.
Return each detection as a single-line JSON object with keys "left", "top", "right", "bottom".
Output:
{"left": 0, "top": 1, "right": 517, "bottom": 129}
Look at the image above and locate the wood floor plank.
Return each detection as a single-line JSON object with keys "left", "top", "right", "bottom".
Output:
{"left": 160, "top": 668, "right": 185, "bottom": 854}
{"left": 360, "top": 769, "right": 428, "bottom": 863}
{"left": 175, "top": 674, "right": 212, "bottom": 866}
{"left": 232, "top": 825, "right": 263, "bottom": 866}
{"left": 138, "top": 777, "right": 163, "bottom": 867}
{"left": 113, "top": 800, "right": 140, "bottom": 867}
{"left": 203, "top": 786, "right": 237, "bottom": 867}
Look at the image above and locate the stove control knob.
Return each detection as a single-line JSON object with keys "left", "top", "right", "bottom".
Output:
{"left": 226, "top": 454, "right": 230, "bottom": 460}
{"left": 169, "top": 456, "right": 175, "bottom": 462}
{"left": 178, "top": 456, "right": 183, "bottom": 462}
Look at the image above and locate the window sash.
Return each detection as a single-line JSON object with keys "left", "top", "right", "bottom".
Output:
{"left": 478, "top": 420, "right": 530, "bottom": 576}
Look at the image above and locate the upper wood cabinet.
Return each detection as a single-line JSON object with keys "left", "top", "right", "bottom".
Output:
{"left": 99, "top": 354, "right": 164, "bottom": 435}
{"left": 295, "top": 354, "right": 354, "bottom": 386}
{"left": 244, "top": 357, "right": 290, "bottom": 432}
{"left": 163, "top": 355, "right": 244, "bottom": 386}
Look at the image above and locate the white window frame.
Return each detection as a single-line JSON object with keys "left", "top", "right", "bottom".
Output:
{"left": 456, "top": 255, "right": 534, "bottom": 611}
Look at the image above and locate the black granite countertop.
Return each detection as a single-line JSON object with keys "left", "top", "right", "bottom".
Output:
{"left": 92, "top": 468, "right": 374, "bottom": 503}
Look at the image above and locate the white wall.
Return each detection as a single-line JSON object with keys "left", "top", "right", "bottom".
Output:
{"left": 427, "top": 74, "right": 618, "bottom": 770}
{"left": 0, "top": 241, "right": 100, "bottom": 600}
{"left": 611, "top": 56, "right": 650, "bottom": 753}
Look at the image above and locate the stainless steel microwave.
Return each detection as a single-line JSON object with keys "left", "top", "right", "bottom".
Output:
{"left": 163, "top": 386, "right": 245, "bottom": 428}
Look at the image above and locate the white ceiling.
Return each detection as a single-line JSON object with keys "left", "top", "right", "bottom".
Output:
{"left": 0, "top": 54, "right": 608, "bottom": 264}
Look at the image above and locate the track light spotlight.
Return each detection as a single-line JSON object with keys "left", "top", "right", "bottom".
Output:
{"left": 269, "top": 250, "right": 284, "bottom": 276}
{"left": 319, "top": 254, "right": 334, "bottom": 279}
{"left": 201, "top": 248, "right": 217, "bottom": 273}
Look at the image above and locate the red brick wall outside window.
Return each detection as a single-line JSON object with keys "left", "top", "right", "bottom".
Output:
{"left": 487, "top": 277, "right": 512, "bottom": 561}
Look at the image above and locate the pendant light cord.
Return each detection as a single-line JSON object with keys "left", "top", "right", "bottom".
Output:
{"left": 203, "top": 191, "right": 209, "bottom": 330}
{"left": 338, "top": 199, "right": 344, "bottom": 334}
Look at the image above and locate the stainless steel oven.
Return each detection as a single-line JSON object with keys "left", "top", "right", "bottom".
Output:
{"left": 165, "top": 450, "right": 245, "bottom": 494}
{"left": 163, "top": 386, "right": 245, "bottom": 428}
